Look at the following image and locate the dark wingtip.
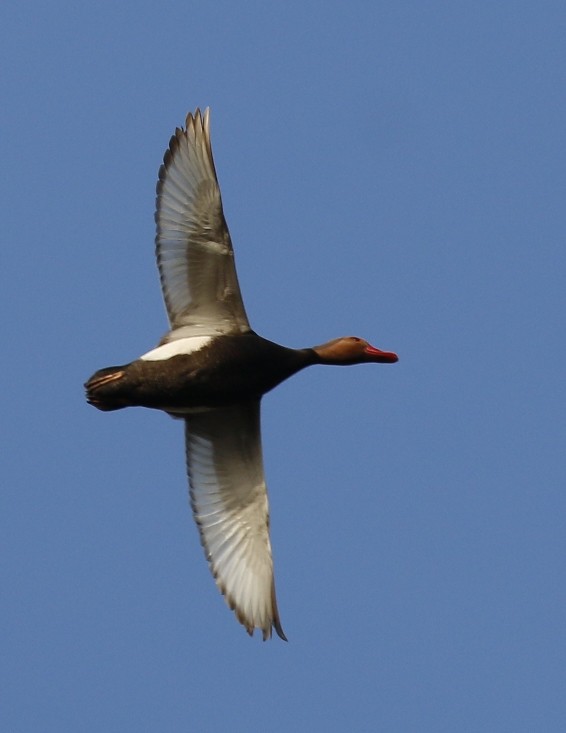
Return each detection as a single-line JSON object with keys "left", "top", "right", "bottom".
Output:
{"left": 274, "top": 621, "right": 288, "bottom": 642}
{"left": 270, "top": 577, "right": 287, "bottom": 641}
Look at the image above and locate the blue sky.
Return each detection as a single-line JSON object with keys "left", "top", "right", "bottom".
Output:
{"left": 2, "top": 1, "right": 565, "bottom": 730}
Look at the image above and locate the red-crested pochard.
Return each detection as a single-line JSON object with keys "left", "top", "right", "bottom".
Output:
{"left": 85, "top": 109, "right": 398, "bottom": 640}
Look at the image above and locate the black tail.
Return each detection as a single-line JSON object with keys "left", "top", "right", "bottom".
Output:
{"left": 85, "top": 365, "right": 129, "bottom": 411}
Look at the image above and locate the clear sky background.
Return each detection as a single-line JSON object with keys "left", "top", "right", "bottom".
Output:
{"left": 2, "top": 2, "right": 565, "bottom": 731}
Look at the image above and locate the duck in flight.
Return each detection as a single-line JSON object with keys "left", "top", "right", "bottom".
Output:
{"left": 85, "top": 109, "right": 398, "bottom": 640}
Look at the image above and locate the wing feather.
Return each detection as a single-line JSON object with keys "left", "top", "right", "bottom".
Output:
{"left": 184, "top": 402, "right": 286, "bottom": 640}
{"left": 155, "top": 108, "right": 250, "bottom": 337}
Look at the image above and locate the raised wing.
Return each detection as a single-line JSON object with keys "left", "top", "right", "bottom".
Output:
{"left": 155, "top": 108, "right": 251, "bottom": 337}
{"left": 184, "top": 402, "right": 286, "bottom": 640}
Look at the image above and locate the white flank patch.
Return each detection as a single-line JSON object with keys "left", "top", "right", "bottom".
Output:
{"left": 140, "top": 336, "right": 213, "bottom": 362}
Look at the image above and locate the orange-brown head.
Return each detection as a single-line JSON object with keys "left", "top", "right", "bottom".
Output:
{"left": 312, "top": 337, "right": 399, "bottom": 365}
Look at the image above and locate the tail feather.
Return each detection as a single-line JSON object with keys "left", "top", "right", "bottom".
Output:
{"left": 85, "top": 366, "right": 128, "bottom": 411}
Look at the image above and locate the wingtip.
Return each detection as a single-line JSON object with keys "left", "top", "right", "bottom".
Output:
{"left": 259, "top": 618, "right": 288, "bottom": 642}
{"left": 273, "top": 620, "right": 288, "bottom": 642}
{"left": 184, "top": 107, "right": 210, "bottom": 133}
{"left": 270, "top": 576, "right": 287, "bottom": 640}
{"left": 229, "top": 587, "right": 288, "bottom": 642}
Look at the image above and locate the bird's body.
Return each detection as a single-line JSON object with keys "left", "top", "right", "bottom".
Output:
{"left": 86, "top": 333, "right": 314, "bottom": 414}
{"left": 85, "top": 109, "right": 398, "bottom": 640}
